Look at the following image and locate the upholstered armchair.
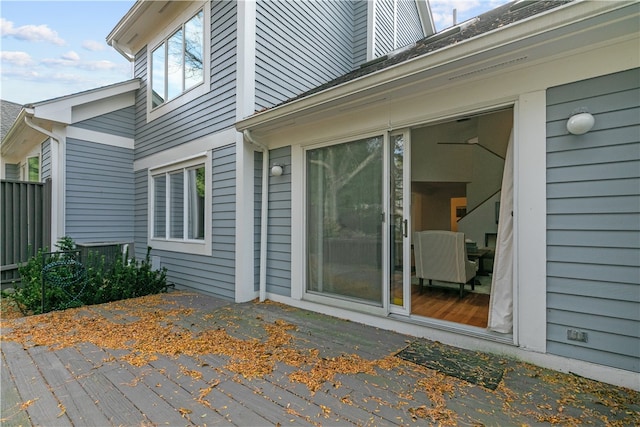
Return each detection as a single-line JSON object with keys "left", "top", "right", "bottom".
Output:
{"left": 413, "top": 230, "right": 477, "bottom": 298}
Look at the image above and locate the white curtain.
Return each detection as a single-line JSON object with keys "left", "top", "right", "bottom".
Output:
{"left": 488, "top": 129, "right": 514, "bottom": 333}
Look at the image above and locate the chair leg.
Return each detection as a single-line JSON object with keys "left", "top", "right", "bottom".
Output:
{"left": 419, "top": 278, "right": 424, "bottom": 294}
{"left": 459, "top": 283, "right": 464, "bottom": 299}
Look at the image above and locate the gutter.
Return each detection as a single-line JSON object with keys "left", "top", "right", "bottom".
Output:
{"left": 110, "top": 40, "right": 135, "bottom": 62}
{"left": 236, "top": 0, "right": 622, "bottom": 132}
{"left": 24, "top": 115, "right": 59, "bottom": 143}
{"left": 243, "top": 129, "right": 269, "bottom": 302}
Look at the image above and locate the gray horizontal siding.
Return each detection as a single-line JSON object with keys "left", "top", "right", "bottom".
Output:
{"left": 353, "top": 0, "right": 368, "bottom": 66}
{"left": 254, "top": 150, "right": 263, "bottom": 292}
{"left": 4, "top": 164, "right": 19, "bottom": 181}
{"left": 73, "top": 106, "right": 135, "bottom": 138}
{"left": 266, "top": 146, "right": 291, "bottom": 297}
{"left": 134, "top": 0, "right": 237, "bottom": 160}
{"left": 41, "top": 140, "right": 51, "bottom": 180}
{"left": 374, "top": 0, "right": 395, "bottom": 57}
{"left": 65, "top": 139, "right": 134, "bottom": 243}
{"left": 255, "top": 0, "right": 356, "bottom": 110}
{"left": 137, "top": 145, "right": 237, "bottom": 301}
{"left": 546, "top": 68, "right": 640, "bottom": 373}
{"left": 396, "top": 0, "right": 424, "bottom": 48}
{"left": 134, "top": 169, "right": 148, "bottom": 261}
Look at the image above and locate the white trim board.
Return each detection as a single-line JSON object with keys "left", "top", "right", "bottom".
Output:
{"left": 66, "top": 127, "right": 134, "bottom": 150}
{"left": 133, "top": 127, "right": 237, "bottom": 171}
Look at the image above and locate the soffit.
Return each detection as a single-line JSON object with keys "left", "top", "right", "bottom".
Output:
{"left": 107, "top": 1, "right": 193, "bottom": 57}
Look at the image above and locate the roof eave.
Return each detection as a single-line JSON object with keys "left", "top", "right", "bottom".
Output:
{"left": 236, "top": 0, "right": 625, "bottom": 133}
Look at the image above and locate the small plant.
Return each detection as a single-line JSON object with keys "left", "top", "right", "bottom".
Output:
{"left": 1, "top": 237, "right": 168, "bottom": 315}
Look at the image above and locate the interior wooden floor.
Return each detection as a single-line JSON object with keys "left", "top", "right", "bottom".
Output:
{"left": 410, "top": 284, "right": 490, "bottom": 328}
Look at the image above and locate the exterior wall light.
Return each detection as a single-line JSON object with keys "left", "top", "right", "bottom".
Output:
{"left": 567, "top": 111, "right": 595, "bottom": 135}
{"left": 271, "top": 164, "right": 284, "bottom": 176}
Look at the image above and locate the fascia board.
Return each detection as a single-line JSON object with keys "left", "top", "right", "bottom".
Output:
{"left": 71, "top": 91, "right": 137, "bottom": 123}
{"left": 236, "top": 0, "right": 630, "bottom": 132}
{"left": 106, "top": 0, "right": 149, "bottom": 56}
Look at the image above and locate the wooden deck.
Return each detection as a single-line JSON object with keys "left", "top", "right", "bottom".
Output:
{"left": 1, "top": 291, "right": 638, "bottom": 426}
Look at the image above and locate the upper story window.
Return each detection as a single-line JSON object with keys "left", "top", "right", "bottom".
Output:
{"left": 151, "top": 10, "right": 204, "bottom": 108}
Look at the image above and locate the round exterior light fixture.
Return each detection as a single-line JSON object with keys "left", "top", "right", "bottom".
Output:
{"left": 271, "top": 164, "right": 283, "bottom": 176}
{"left": 567, "top": 112, "right": 595, "bottom": 135}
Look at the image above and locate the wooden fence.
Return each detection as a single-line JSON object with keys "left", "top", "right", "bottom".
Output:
{"left": 1, "top": 179, "right": 52, "bottom": 288}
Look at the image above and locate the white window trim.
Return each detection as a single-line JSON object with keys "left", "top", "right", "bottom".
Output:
{"left": 146, "top": 1, "right": 211, "bottom": 123}
{"left": 22, "top": 152, "right": 41, "bottom": 182}
{"left": 148, "top": 151, "right": 212, "bottom": 256}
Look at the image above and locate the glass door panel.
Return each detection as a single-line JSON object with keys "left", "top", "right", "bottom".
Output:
{"left": 389, "top": 132, "right": 410, "bottom": 311}
{"left": 306, "top": 136, "right": 384, "bottom": 305}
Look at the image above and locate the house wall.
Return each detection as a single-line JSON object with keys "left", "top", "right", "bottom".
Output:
{"left": 396, "top": 0, "right": 424, "bottom": 48}
{"left": 40, "top": 140, "right": 51, "bottom": 180}
{"left": 73, "top": 106, "right": 135, "bottom": 138}
{"left": 254, "top": 151, "right": 263, "bottom": 292}
{"left": 133, "top": 144, "right": 237, "bottom": 299}
{"left": 4, "top": 164, "right": 19, "bottom": 181}
{"left": 353, "top": 0, "right": 368, "bottom": 66}
{"left": 133, "top": 0, "right": 237, "bottom": 161}
{"left": 255, "top": 0, "right": 357, "bottom": 110}
{"left": 374, "top": 0, "right": 395, "bottom": 57}
{"left": 546, "top": 67, "right": 640, "bottom": 373}
{"left": 374, "top": 0, "right": 424, "bottom": 57}
{"left": 266, "top": 146, "right": 292, "bottom": 296}
{"left": 129, "top": 0, "right": 239, "bottom": 299}
{"left": 65, "top": 138, "right": 134, "bottom": 243}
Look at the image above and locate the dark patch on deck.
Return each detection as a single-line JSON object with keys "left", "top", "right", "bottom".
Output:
{"left": 397, "top": 339, "right": 505, "bottom": 390}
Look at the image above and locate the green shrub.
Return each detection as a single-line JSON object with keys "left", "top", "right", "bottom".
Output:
{"left": 2, "top": 237, "right": 168, "bottom": 315}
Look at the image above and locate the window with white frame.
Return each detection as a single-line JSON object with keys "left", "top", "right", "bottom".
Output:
{"left": 149, "top": 154, "right": 211, "bottom": 255}
{"left": 151, "top": 9, "right": 204, "bottom": 108}
{"left": 22, "top": 156, "right": 40, "bottom": 182}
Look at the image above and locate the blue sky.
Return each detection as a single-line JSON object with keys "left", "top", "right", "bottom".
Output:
{"left": 1, "top": 0, "right": 509, "bottom": 105}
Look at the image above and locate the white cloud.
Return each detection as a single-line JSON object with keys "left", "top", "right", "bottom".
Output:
{"left": 0, "top": 18, "right": 65, "bottom": 46}
{"left": 50, "top": 72, "right": 90, "bottom": 84}
{"left": 61, "top": 51, "right": 80, "bottom": 61}
{"left": 82, "top": 40, "right": 107, "bottom": 52}
{"left": 81, "top": 60, "right": 118, "bottom": 71}
{"left": 0, "top": 51, "right": 34, "bottom": 67}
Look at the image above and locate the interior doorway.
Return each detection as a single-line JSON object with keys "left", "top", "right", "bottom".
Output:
{"left": 409, "top": 107, "right": 513, "bottom": 327}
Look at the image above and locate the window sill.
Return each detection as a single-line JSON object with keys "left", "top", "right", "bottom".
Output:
{"left": 148, "top": 238, "right": 211, "bottom": 256}
{"left": 147, "top": 82, "right": 208, "bottom": 123}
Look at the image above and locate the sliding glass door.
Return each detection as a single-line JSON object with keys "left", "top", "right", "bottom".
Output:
{"left": 306, "top": 136, "right": 384, "bottom": 305}
{"left": 389, "top": 131, "right": 411, "bottom": 313}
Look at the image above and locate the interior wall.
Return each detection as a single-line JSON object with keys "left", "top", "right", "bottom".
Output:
{"left": 411, "top": 182, "right": 466, "bottom": 232}
{"left": 410, "top": 108, "right": 513, "bottom": 246}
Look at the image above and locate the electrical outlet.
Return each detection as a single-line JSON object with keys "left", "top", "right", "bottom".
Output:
{"left": 567, "top": 329, "right": 588, "bottom": 342}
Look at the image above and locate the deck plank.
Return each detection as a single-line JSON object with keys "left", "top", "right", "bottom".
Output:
{"left": 27, "top": 345, "right": 112, "bottom": 427}
{"left": 149, "top": 354, "right": 274, "bottom": 426}
{"left": 70, "top": 342, "right": 150, "bottom": 426}
{"left": 0, "top": 349, "right": 32, "bottom": 427}
{"left": 1, "top": 341, "right": 72, "bottom": 426}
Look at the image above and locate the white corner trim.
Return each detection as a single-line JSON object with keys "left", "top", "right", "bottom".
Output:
{"left": 515, "top": 90, "right": 547, "bottom": 353}
{"left": 236, "top": 0, "right": 256, "bottom": 121}
{"left": 66, "top": 127, "right": 134, "bottom": 150}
